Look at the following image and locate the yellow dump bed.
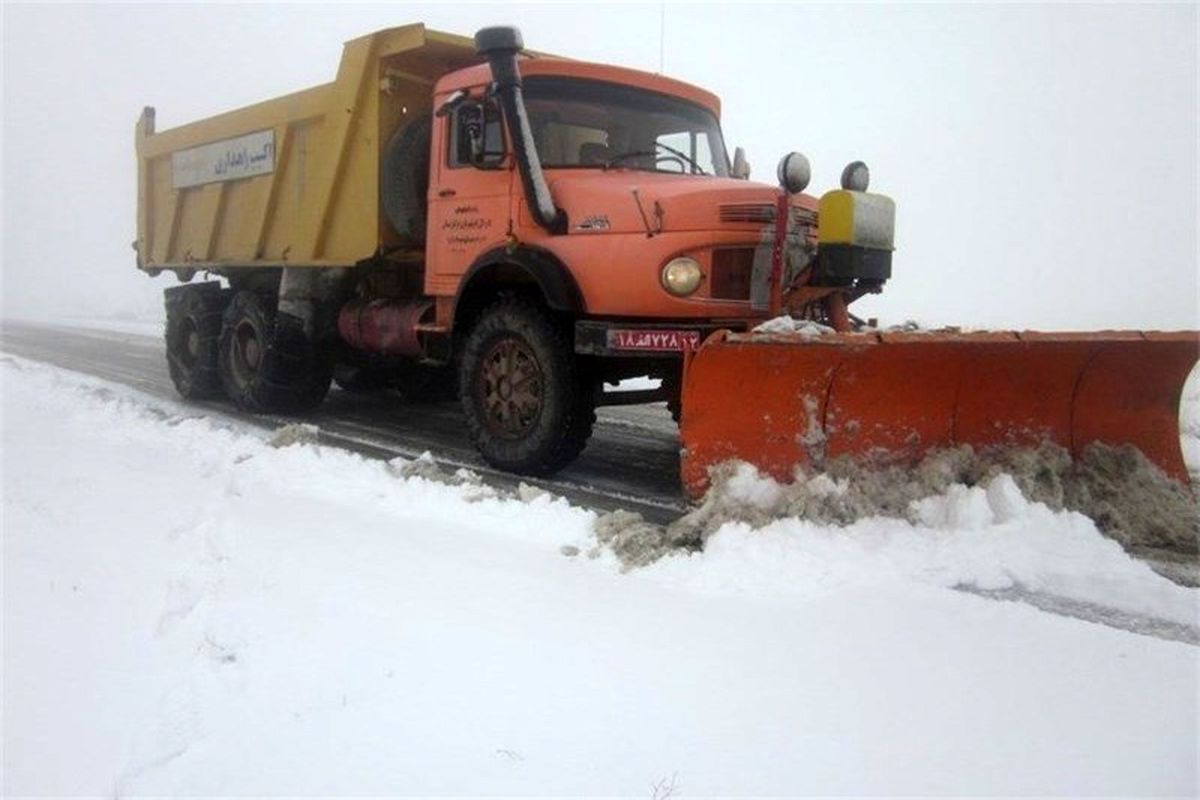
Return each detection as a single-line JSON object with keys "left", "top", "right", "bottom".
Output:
{"left": 135, "top": 24, "right": 482, "bottom": 273}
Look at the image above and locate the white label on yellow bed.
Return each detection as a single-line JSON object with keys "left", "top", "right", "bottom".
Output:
{"left": 171, "top": 130, "right": 275, "bottom": 189}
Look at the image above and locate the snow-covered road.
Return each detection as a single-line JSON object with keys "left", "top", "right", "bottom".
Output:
{"left": 0, "top": 319, "right": 688, "bottom": 522}
{"left": 2, "top": 354, "right": 1197, "bottom": 796}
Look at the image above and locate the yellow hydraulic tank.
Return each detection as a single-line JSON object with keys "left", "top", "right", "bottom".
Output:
{"left": 135, "top": 24, "right": 482, "bottom": 274}
{"left": 817, "top": 189, "right": 896, "bottom": 250}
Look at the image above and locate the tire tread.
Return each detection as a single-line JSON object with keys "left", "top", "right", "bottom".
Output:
{"left": 459, "top": 297, "right": 595, "bottom": 475}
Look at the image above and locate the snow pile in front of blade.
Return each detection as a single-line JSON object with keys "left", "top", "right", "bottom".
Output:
{"left": 598, "top": 454, "right": 1198, "bottom": 626}
{"left": 752, "top": 316, "right": 834, "bottom": 336}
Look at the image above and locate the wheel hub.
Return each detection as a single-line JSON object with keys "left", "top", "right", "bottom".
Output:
{"left": 231, "top": 321, "right": 263, "bottom": 385}
{"left": 480, "top": 337, "right": 542, "bottom": 439}
{"left": 243, "top": 336, "right": 261, "bottom": 369}
{"left": 177, "top": 318, "right": 200, "bottom": 367}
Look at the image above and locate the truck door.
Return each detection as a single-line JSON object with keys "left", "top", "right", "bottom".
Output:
{"left": 425, "top": 96, "right": 513, "bottom": 296}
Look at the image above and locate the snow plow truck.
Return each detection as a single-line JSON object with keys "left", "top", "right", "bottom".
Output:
{"left": 135, "top": 24, "right": 1198, "bottom": 496}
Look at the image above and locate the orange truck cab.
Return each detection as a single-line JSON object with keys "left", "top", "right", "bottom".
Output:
{"left": 145, "top": 25, "right": 896, "bottom": 477}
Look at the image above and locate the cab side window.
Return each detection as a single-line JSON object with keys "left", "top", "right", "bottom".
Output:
{"left": 449, "top": 100, "right": 505, "bottom": 168}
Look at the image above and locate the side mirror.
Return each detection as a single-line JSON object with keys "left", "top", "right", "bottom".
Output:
{"left": 460, "top": 102, "right": 505, "bottom": 168}
{"left": 731, "top": 146, "right": 751, "bottom": 179}
{"left": 461, "top": 104, "right": 487, "bottom": 163}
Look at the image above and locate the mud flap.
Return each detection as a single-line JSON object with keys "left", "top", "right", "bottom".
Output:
{"left": 679, "top": 329, "right": 1199, "bottom": 497}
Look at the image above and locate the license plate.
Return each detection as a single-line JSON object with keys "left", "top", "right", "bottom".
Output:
{"left": 607, "top": 329, "right": 702, "bottom": 352}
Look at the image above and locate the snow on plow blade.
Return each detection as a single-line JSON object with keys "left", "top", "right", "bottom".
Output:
{"left": 679, "top": 329, "right": 1199, "bottom": 497}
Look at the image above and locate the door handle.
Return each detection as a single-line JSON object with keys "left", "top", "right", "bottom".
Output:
{"left": 438, "top": 188, "right": 457, "bottom": 198}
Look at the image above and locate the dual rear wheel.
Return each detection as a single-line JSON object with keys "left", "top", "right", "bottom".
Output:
{"left": 164, "top": 284, "right": 228, "bottom": 399}
{"left": 165, "top": 284, "right": 331, "bottom": 413}
{"left": 165, "top": 285, "right": 598, "bottom": 475}
{"left": 217, "top": 290, "right": 332, "bottom": 413}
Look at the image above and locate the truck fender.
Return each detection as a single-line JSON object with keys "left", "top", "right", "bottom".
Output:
{"left": 453, "top": 245, "right": 585, "bottom": 329}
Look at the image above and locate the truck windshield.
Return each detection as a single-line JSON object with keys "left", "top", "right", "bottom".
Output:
{"left": 523, "top": 76, "right": 729, "bottom": 177}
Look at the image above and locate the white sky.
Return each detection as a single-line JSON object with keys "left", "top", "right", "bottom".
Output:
{"left": 2, "top": 2, "right": 1197, "bottom": 329}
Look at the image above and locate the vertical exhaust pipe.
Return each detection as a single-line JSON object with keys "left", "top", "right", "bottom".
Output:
{"left": 474, "top": 26, "right": 566, "bottom": 234}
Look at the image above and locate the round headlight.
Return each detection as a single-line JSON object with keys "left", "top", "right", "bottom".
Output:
{"left": 776, "top": 151, "right": 812, "bottom": 195}
{"left": 841, "top": 160, "right": 870, "bottom": 192}
{"left": 661, "top": 257, "right": 703, "bottom": 296}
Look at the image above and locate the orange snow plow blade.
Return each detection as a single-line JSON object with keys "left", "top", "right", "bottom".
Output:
{"left": 679, "top": 329, "right": 1199, "bottom": 497}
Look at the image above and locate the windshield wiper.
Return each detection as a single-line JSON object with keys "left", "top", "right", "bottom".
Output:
{"left": 655, "top": 141, "right": 708, "bottom": 175}
{"left": 603, "top": 142, "right": 708, "bottom": 175}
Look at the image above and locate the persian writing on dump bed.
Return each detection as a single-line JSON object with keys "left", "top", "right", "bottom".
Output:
{"left": 171, "top": 130, "right": 275, "bottom": 189}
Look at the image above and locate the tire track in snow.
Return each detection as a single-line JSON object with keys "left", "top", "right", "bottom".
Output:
{"left": 115, "top": 499, "right": 247, "bottom": 795}
{"left": 957, "top": 584, "right": 1198, "bottom": 645}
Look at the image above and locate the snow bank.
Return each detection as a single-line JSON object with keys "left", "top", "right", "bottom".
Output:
{"left": 3, "top": 355, "right": 1197, "bottom": 797}
{"left": 599, "top": 456, "right": 1198, "bottom": 627}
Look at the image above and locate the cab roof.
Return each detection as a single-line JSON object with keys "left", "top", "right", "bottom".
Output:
{"left": 435, "top": 58, "right": 722, "bottom": 119}
{"left": 357, "top": 23, "right": 721, "bottom": 118}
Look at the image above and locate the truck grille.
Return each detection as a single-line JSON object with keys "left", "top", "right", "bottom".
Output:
{"left": 719, "top": 203, "right": 776, "bottom": 224}
{"left": 719, "top": 203, "right": 818, "bottom": 228}
{"left": 710, "top": 248, "right": 756, "bottom": 301}
{"left": 792, "top": 206, "right": 818, "bottom": 227}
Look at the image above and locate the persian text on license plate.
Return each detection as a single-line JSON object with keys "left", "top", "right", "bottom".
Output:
{"left": 607, "top": 329, "right": 701, "bottom": 352}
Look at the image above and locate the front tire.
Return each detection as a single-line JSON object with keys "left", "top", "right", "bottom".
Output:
{"left": 218, "top": 290, "right": 332, "bottom": 413}
{"left": 459, "top": 298, "right": 595, "bottom": 475}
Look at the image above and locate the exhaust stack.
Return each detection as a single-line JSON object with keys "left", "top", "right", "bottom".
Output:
{"left": 474, "top": 26, "right": 565, "bottom": 234}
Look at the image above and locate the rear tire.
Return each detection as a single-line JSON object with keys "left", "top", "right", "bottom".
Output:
{"left": 164, "top": 283, "right": 229, "bottom": 400}
{"left": 459, "top": 298, "right": 595, "bottom": 475}
{"left": 218, "top": 290, "right": 332, "bottom": 413}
